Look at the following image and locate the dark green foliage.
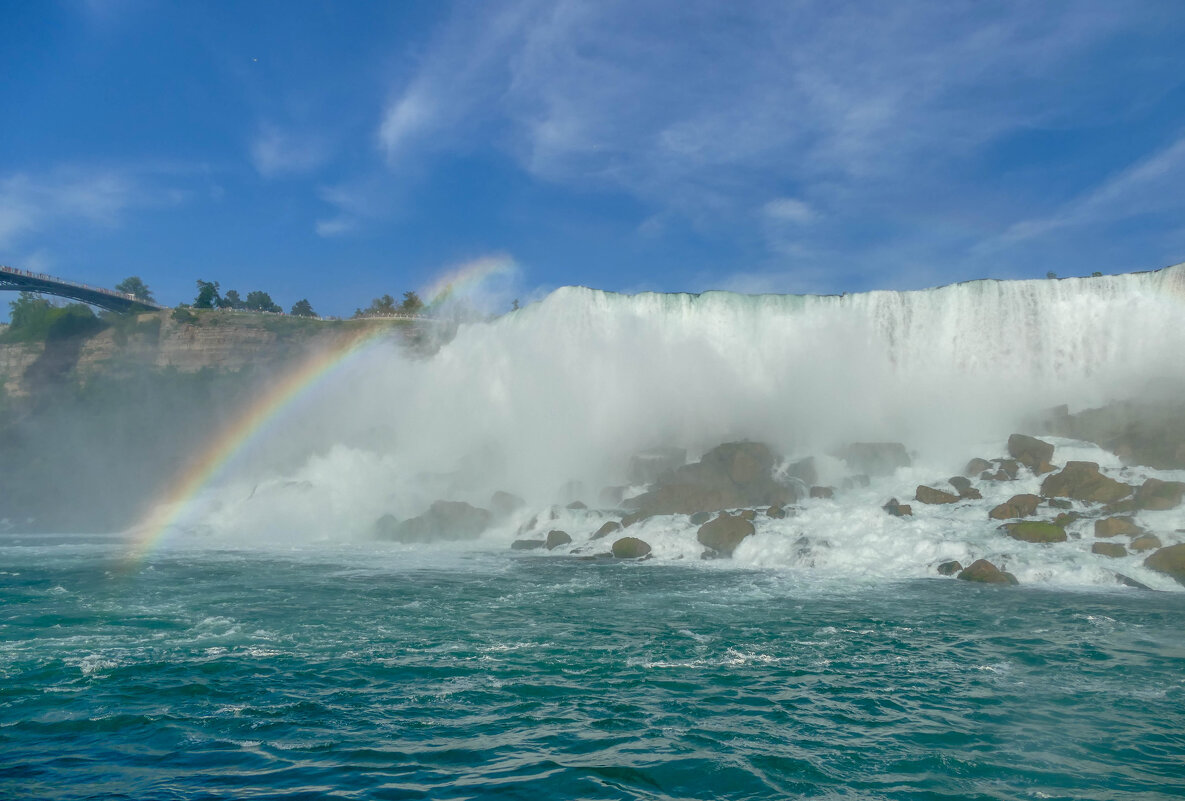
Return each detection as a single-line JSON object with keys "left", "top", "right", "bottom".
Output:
{"left": 114, "top": 276, "right": 154, "bottom": 302}
{"left": 194, "top": 280, "right": 220, "bottom": 309}
{"left": 245, "top": 290, "right": 282, "bottom": 313}
{"left": 222, "top": 289, "right": 245, "bottom": 310}
{"left": 290, "top": 298, "right": 316, "bottom": 317}
{"left": 400, "top": 291, "right": 424, "bottom": 314}
{"left": 172, "top": 306, "right": 198, "bottom": 324}
{"left": 355, "top": 294, "right": 397, "bottom": 318}
{"left": 1, "top": 293, "right": 107, "bottom": 343}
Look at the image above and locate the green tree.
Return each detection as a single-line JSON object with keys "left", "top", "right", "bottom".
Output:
{"left": 290, "top": 298, "right": 316, "bottom": 317}
{"left": 245, "top": 290, "right": 282, "bottom": 313}
{"left": 222, "top": 289, "right": 245, "bottom": 310}
{"left": 114, "top": 276, "right": 154, "bottom": 302}
{"left": 354, "top": 294, "right": 397, "bottom": 318}
{"left": 400, "top": 291, "right": 424, "bottom": 314}
{"left": 194, "top": 280, "right": 220, "bottom": 309}
{"left": 8, "top": 292, "right": 53, "bottom": 331}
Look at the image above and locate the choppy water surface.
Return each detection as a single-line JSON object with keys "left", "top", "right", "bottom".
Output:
{"left": 3, "top": 536, "right": 1184, "bottom": 800}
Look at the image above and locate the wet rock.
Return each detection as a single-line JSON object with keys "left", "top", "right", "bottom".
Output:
{"left": 1092, "top": 542, "right": 1127, "bottom": 558}
{"left": 489, "top": 491, "right": 525, "bottom": 519}
{"left": 1047, "top": 498, "right": 1073, "bottom": 510}
{"left": 1101, "top": 498, "right": 1137, "bottom": 516}
{"left": 696, "top": 513, "right": 755, "bottom": 557}
{"left": 841, "top": 475, "right": 871, "bottom": 490}
{"left": 1134, "top": 478, "right": 1185, "bottom": 511}
{"left": 1004, "top": 521, "right": 1067, "bottom": 543}
{"left": 1143, "top": 543, "right": 1185, "bottom": 586}
{"left": 611, "top": 536, "right": 652, "bottom": 559}
{"left": 621, "top": 511, "right": 651, "bottom": 528}
{"left": 1008, "top": 434, "right": 1055, "bottom": 473}
{"left": 373, "top": 514, "right": 400, "bottom": 539}
{"left": 739, "top": 509, "right": 757, "bottom": 521}
{"left": 1039, "top": 461, "right": 1133, "bottom": 504}
{"left": 883, "top": 498, "right": 913, "bottom": 517}
{"left": 916, "top": 485, "right": 960, "bottom": 505}
{"left": 545, "top": 530, "right": 572, "bottom": 550}
{"left": 809, "top": 486, "right": 834, "bottom": 500}
{"left": 949, "top": 476, "right": 972, "bottom": 494}
{"left": 958, "top": 487, "right": 983, "bottom": 500}
{"left": 937, "top": 560, "right": 963, "bottom": 576}
{"left": 511, "top": 539, "right": 545, "bottom": 550}
{"left": 1044, "top": 398, "right": 1185, "bottom": 470}
{"left": 995, "top": 459, "right": 1021, "bottom": 479}
{"left": 957, "top": 559, "right": 1019, "bottom": 585}
{"left": 766, "top": 504, "right": 787, "bottom": 519}
{"left": 566, "top": 501, "right": 588, "bottom": 511}
{"left": 624, "top": 441, "right": 795, "bottom": 516}
{"left": 1053, "top": 512, "right": 1080, "bottom": 527}
{"left": 599, "top": 486, "right": 627, "bottom": 506}
{"left": 688, "top": 511, "right": 712, "bottom": 525}
{"left": 965, "top": 457, "right": 992, "bottom": 476}
{"left": 784, "top": 457, "right": 818, "bottom": 487}
{"left": 1094, "top": 517, "right": 1142, "bottom": 538}
{"left": 591, "top": 521, "right": 622, "bottom": 541}
{"left": 1113, "top": 573, "right": 1153, "bottom": 590}
{"left": 378, "top": 500, "right": 491, "bottom": 543}
{"left": 1129, "top": 534, "right": 1162, "bottom": 553}
{"left": 834, "top": 442, "right": 911, "bottom": 476}
{"left": 988, "top": 494, "right": 1041, "bottom": 520}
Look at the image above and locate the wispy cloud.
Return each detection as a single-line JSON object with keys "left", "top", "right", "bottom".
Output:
{"left": 0, "top": 166, "right": 142, "bottom": 248}
{"left": 373, "top": 0, "right": 1182, "bottom": 284}
{"left": 250, "top": 125, "right": 330, "bottom": 178}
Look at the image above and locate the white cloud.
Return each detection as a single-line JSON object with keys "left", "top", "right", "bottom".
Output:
{"left": 763, "top": 198, "right": 817, "bottom": 225}
{"left": 250, "top": 125, "right": 329, "bottom": 177}
{"left": 315, "top": 217, "right": 357, "bottom": 238}
{"left": 0, "top": 167, "right": 141, "bottom": 247}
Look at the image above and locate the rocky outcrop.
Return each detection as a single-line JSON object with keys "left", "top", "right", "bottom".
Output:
{"left": 377, "top": 500, "right": 491, "bottom": 543}
{"left": 1130, "top": 534, "right": 1162, "bottom": 552}
{"left": 490, "top": 491, "right": 525, "bottom": 519}
{"left": 696, "top": 513, "right": 755, "bottom": 557}
{"left": 611, "top": 537, "right": 652, "bottom": 559}
{"left": 1094, "top": 517, "right": 1142, "bottom": 538}
{"left": 1045, "top": 398, "right": 1185, "bottom": 470}
{"left": 591, "top": 521, "right": 622, "bottom": 540}
{"left": 1004, "top": 521, "right": 1067, "bottom": 543}
{"left": 883, "top": 498, "right": 913, "bottom": 517}
{"left": 915, "top": 485, "right": 959, "bottom": 505}
{"left": 1134, "top": 478, "right": 1185, "bottom": 511}
{"left": 1144, "top": 543, "right": 1185, "bottom": 585}
{"left": 988, "top": 494, "right": 1041, "bottom": 520}
{"left": 957, "top": 559, "right": 1018, "bottom": 585}
{"left": 1007, "top": 434, "right": 1055, "bottom": 473}
{"left": 937, "top": 560, "right": 963, "bottom": 576}
{"left": 1040, "top": 462, "right": 1133, "bottom": 504}
{"left": 1092, "top": 542, "right": 1127, "bottom": 558}
{"left": 624, "top": 441, "right": 795, "bottom": 516}
{"left": 545, "top": 530, "right": 572, "bottom": 550}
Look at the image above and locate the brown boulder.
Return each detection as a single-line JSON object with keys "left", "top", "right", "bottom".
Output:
{"left": 957, "top": 559, "right": 1019, "bottom": 585}
{"left": 1094, "top": 517, "right": 1142, "bottom": 538}
{"left": 766, "top": 504, "right": 787, "bottom": 519}
{"left": 1134, "top": 478, "right": 1185, "bottom": 511}
{"left": 1092, "top": 542, "right": 1127, "bottom": 558}
{"left": 949, "top": 476, "right": 972, "bottom": 494}
{"left": 1143, "top": 543, "right": 1185, "bottom": 585}
{"left": 1130, "top": 534, "right": 1162, "bottom": 552}
{"left": 916, "top": 485, "right": 960, "bottom": 505}
{"left": 624, "top": 441, "right": 795, "bottom": 516}
{"left": 1004, "top": 521, "right": 1067, "bottom": 543}
{"left": 1008, "top": 434, "right": 1055, "bottom": 473}
{"left": 591, "top": 521, "right": 622, "bottom": 540}
{"left": 696, "top": 514, "right": 756, "bottom": 557}
{"left": 809, "top": 486, "right": 834, "bottom": 500}
{"left": 739, "top": 509, "right": 757, "bottom": 521}
{"left": 611, "top": 537, "right": 652, "bottom": 559}
{"left": 937, "top": 560, "right": 963, "bottom": 576}
{"left": 965, "top": 457, "right": 992, "bottom": 476}
{"left": 883, "top": 498, "right": 913, "bottom": 517}
{"left": 988, "top": 494, "right": 1041, "bottom": 520}
{"left": 1039, "top": 462, "right": 1133, "bottom": 504}
{"left": 545, "top": 530, "right": 572, "bottom": 550}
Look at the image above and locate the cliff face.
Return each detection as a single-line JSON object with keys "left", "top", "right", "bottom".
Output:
{"left": 0, "top": 311, "right": 382, "bottom": 397}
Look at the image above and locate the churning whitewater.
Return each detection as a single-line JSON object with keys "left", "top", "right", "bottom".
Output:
{"left": 150, "top": 265, "right": 1185, "bottom": 591}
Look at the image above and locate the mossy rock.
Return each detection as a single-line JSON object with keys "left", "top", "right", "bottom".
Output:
{"left": 1005, "top": 521, "right": 1067, "bottom": 543}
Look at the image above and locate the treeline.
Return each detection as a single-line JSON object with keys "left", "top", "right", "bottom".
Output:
{"left": 185, "top": 279, "right": 425, "bottom": 320}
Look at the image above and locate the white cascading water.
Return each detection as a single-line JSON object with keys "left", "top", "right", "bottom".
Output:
{"left": 190, "top": 264, "right": 1185, "bottom": 588}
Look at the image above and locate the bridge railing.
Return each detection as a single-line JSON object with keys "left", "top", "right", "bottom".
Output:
{"left": 0, "top": 264, "right": 165, "bottom": 309}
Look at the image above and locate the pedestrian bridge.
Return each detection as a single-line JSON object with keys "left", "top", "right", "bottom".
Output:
{"left": 0, "top": 265, "right": 165, "bottom": 314}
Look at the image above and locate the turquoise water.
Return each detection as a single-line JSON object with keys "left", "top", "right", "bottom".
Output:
{"left": 3, "top": 535, "right": 1184, "bottom": 800}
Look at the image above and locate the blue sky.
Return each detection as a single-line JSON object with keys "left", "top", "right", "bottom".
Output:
{"left": 2, "top": 0, "right": 1185, "bottom": 316}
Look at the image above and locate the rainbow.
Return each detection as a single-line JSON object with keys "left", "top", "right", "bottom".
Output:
{"left": 422, "top": 254, "right": 517, "bottom": 308}
{"left": 125, "top": 324, "right": 397, "bottom": 561}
